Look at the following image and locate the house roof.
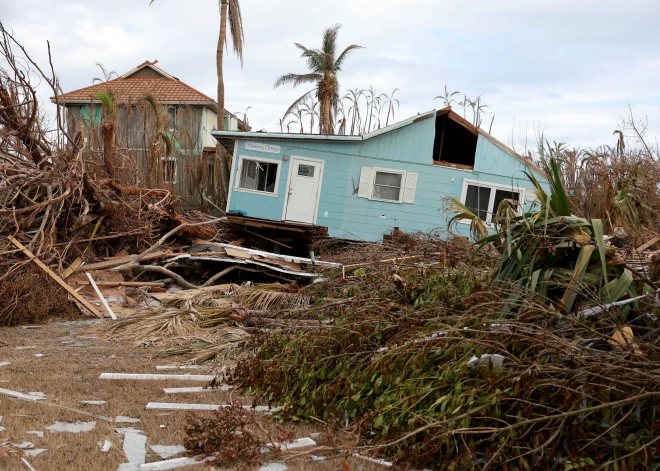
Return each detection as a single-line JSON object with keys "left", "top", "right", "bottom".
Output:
{"left": 211, "top": 108, "right": 542, "bottom": 174}
{"left": 54, "top": 61, "right": 216, "bottom": 108}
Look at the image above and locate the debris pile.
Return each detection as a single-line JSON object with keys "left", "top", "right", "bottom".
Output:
{"left": 227, "top": 161, "right": 660, "bottom": 469}
{"left": 0, "top": 22, "right": 339, "bottom": 327}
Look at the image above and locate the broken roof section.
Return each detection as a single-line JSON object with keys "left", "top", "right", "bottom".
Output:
{"left": 211, "top": 107, "right": 542, "bottom": 174}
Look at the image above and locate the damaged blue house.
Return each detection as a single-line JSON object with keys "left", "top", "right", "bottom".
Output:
{"left": 212, "top": 107, "right": 546, "bottom": 242}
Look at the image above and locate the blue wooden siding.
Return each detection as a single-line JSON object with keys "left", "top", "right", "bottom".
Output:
{"left": 227, "top": 120, "right": 547, "bottom": 242}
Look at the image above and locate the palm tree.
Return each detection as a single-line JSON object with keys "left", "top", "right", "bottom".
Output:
{"left": 144, "top": 94, "right": 174, "bottom": 187}
{"left": 149, "top": 0, "right": 244, "bottom": 200}
{"left": 434, "top": 85, "right": 460, "bottom": 108}
{"left": 275, "top": 25, "right": 362, "bottom": 135}
{"left": 343, "top": 88, "right": 363, "bottom": 136}
{"left": 93, "top": 64, "right": 119, "bottom": 178}
{"left": 383, "top": 88, "right": 399, "bottom": 127}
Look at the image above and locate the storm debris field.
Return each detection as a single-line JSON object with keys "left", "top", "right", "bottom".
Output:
{"left": 1, "top": 13, "right": 660, "bottom": 471}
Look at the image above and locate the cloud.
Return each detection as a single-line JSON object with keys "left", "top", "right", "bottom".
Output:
{"left": 2, "top": 0, "right": 659, "bottom": 148}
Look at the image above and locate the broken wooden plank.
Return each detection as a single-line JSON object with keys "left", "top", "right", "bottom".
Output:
{"left": 74, "top": 281, "right": 165, "bottom": 287}
{"left": 61, "top": 257, "right": 83, "bottom": 280}
{"left": 78, "top": 251, "right": 172, "bottom": 272}
{"left": 163, "top": 386, "right": 233, "bottom": 394}
{"left": 224, "top": 247, "right": 301, "bottom": 271}
{"left": 117, "top": 456, "right": 212, "bottom": 471}
{"left": 156, "top": 365, "right": 210, "bottom": 371}
{"left": 86, "top": 273, "right": 117, "bottom": 320}
{"left": 0, "top": 387, "right": 45, "bottom": 401}
{"left": 215, "top": 244, "right": 340, "bottom": 268}
{"left": 8, "top": 237, "right": 104, "bottom": 319}
{"left": 263, "top": 437, "right": 317, "bottom": 453}
{"left": 145, "top": 403, "right": 280, "bottom": 413}
{"left": 228, "top": 238, "right": 246, "bottom": 246}
{"left": 636, "top": 235, "right": 660, "bottom": 252}
{"left": 100, "top": 373, "right": 215, "bottom": 381}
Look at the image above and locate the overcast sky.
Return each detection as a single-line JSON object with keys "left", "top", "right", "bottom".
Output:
{"left": 3, "top": 0, "right": 659, "bottom": 150}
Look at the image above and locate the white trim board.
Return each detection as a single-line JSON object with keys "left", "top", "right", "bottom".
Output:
{"left": 146, "top": 403, "right": 281, "bottom": 413}
{"left": 99, "top": 373, "right": 215, "bottom": 381}
{"left": 225, "top": 139, "right": 239, "bottom": 212}
{"left": 458, "top": 178, "right": 527, "bottom": 226}
{"left": 213, "top": 244, "right": 340, "bottom": 268}
{"left": 281, "top": 155, "right": 325, "bottom": 225}
{"left": 163, "top": 386, "right": 233, "bottom": 394}
{"left": 371, "top": 167, "right": 407, "bottom": 203}
{"left": 233, "top": 155, "right": 282, "bottom": 198}
{"left": 155, "top": 365, "right": 210, "bottom": 371}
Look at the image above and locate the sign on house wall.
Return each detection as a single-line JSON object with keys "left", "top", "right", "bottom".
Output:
{"left": 245, "top": 142, "right": 281, "bottom": 155}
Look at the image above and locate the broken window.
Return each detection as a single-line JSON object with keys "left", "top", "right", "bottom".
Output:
{"left": 432, "top": 113, "right": 477, "bottom": 168}
{"left": 162, "top": 158, "right": 177, "bottom": 184}
{"left": 372, "top": 170, "right": 404, "bottom": 202}
{"left": 238, "top": 158, "right": 279, "bottom": 194}
{"left": 462, "top": 181, "right": 521, "bottom": 223}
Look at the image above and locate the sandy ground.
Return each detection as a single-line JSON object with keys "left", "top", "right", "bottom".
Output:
{"left": 0, "top": 318, "right": 388, "bottom": 471}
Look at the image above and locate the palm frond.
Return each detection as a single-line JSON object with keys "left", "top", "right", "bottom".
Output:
{"left": 446, "top": 197, "right": 489, "bottom": 241}
{"left": 235, "top": 284, "right": 310, "bottom": 310}
{"left": 335, "top": 44, "right": 365, "bottom": 70}
{"left": 94, "top": 90, "right": 116, "bottom": 121}
{"left": 227, "top": 0, "right": 245, "bottom": 67}
{"left": 274, "top": 73, "right": 322, "bottom": 89}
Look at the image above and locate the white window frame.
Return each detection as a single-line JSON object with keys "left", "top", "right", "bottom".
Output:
{"left": 233, "top": 155, "right": 281, "bottom": 198}
{"left": 459, "top": 178, "right": 526, "bottom": 227}
{"left": 370, "top": 167, "right": 407, "bottom": 203}
{"left": 161, "top": 157, "right": 177, "bottom": 184}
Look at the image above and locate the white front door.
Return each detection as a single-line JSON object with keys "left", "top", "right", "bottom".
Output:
{"left": 284, "top": 157, "right": 323, "bottom": 224}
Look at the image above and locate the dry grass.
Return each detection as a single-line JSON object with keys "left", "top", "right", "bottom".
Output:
{"left": 0, "top": 318, "right": 383, "bottom": 471}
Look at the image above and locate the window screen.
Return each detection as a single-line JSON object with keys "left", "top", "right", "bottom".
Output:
{"left": 372, "top": 171, "right": 403, "bottom": 201}
{"left": 298, "top": 164, "right": 315, "bottom": 177}
{"left": 464, "top": 185, "right": 491, "bottom": 221}
{"left": 492, "top": 189, "right": 520, "bottom": 215}
{"left": 239, "top": 160, "right": 278, "bottom": 193}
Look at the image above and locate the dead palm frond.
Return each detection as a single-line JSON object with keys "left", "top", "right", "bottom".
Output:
{"left": 108, "top": 308, "right": 205, "bottom": 342}
{"left": 235, "top": 283, "right": 310, "bottom": 310}
{"left": 445, "top": 197, "right": 489, "bottom": 241}
{"left": 158, "top": 328, "right": 252, "bottom": 365}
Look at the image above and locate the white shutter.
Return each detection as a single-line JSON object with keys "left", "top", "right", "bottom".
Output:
{"left": 358, "top": 167, "right": 374, "bottom": 199}
{"left": 402, "top": 172, "right": 418, "bottom": 204}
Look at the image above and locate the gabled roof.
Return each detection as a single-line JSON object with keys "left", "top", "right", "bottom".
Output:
{"left": 54, "top": 61, "right": 216, "bottom": 108}
{"left": 212, "top": 107, "right": 543, "bottom": 175}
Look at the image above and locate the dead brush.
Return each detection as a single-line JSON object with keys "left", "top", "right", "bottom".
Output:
{"left": 184, "top": 403, "right": 294, "bottom": 469}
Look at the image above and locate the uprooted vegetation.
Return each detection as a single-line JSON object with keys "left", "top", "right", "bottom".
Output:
{"left": 225, "top": 163, "right": 660, "bottom": 469}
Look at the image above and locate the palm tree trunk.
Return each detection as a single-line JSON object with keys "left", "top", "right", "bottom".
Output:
{"left": 216, "top": 0, "right": 230, "bottom": 201}
{"left": 102, "top": 122, "right": 116, "bottom": 178}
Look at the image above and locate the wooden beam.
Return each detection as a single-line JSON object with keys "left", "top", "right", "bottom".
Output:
{"left": 73, "top": 281, "right": 165, "bottom": 287}
{"left": 86, "top": 273, "right": 117, "bottom": 320}
{"left": 636, "top": 235, "right": 660, "bottom": 252}
{"left": 60, "top": 257, "right": 83, "bottom": 280}
{"left": 78, "top": 251, "right": 171, "bottom": 272}
{"left": 8, "top": 237, "right": 104, "bottom": 319}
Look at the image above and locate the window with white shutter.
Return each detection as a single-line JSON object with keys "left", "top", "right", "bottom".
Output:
{"left": 357, "top": 167, "right": 417, "bottom": 204}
